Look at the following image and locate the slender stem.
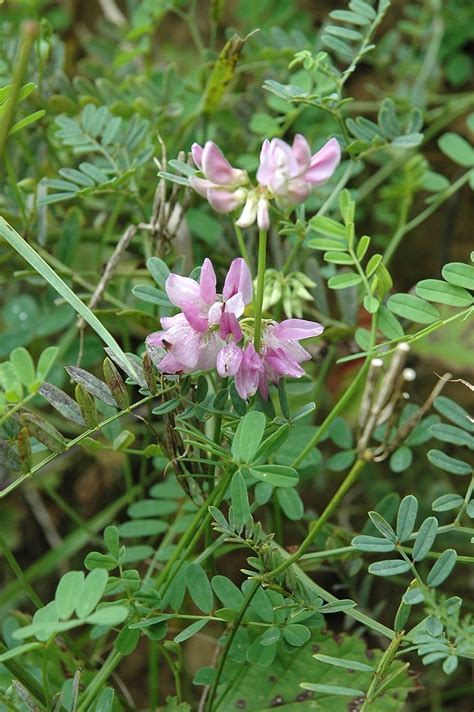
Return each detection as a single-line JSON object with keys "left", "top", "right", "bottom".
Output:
{"left": 253, "top": 229, "right": 267, "bottom": 351}
{"left": 0, "top": 531, "right": 43, "bottom": 608}
{"left": 264, "top": 457, "right": 368, "bottom": 580}
{"left": 233, "top": 223, "right": 250, "bottom": 265}
{"left": 360, "top": 632, "right": 404, "bottom": 711}
{"left": 206, "top": 580, "right": 260, "bottom": 711}
{"left": 77, "top": 650, "right": 123, "bottom": 711}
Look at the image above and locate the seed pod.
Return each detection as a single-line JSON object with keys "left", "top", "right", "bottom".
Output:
{"left": 75, "top": 384, "right": 98, "bottom": 428}
{"left": 17, "top": 426, "right": 32, "bottom": 473}
{"left": 142, "top": 353, "right": 157, "bottom": 394}
{"left": 103, "top": 357, "right": 129, "bottom": 409}
{"left": 21, "top": 412, "right": 66, "bottom": 453}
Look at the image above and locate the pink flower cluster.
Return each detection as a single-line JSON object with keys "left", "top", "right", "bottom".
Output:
{"left": 146, "top": 258, "right": 323, "bottom": 400}
{"left": 189, "top": 134, "right": 341, "bottom": 230}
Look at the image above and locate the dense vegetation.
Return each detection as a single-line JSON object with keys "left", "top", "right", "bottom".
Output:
{"left": 0, "top": 1, "right": 473, "bottom": 710}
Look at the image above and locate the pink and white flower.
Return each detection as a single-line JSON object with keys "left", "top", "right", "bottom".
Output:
{"left": 146, "top": 257, "right": 252, "bottom": 374}
{"left": 257, "top": 135, "right": 341, "bottom": 205}
{"left": 190, "top": 141, "right": 248, "bottom": 215}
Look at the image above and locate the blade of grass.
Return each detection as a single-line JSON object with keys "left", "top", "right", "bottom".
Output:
{"left": 0, "top": 217, "right": 138, "bottom": 381}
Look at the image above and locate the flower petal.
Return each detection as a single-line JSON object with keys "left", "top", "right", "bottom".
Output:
{"left": 165, "top": 273, "right": 202, "bottom": 311}
{"left": 235, "top": 191, "right": 258, "bottom": 228}
{"left": 191, "top": 142, "right": 203, "bottom": 169}
{"left": 275, "top": 318, "right": 324, "bottom": 340}
{"left": 217, "top": 342, "right": 243, "bottom": 377}
{"left": 202, "top": 141, "right": 245, "bottom": 185}
{"left": 234, "top": 343, "right": 263, "bottom": 400}
{"left": 304, "top": 138, "right": 341, "bottom": 185}
{"left": 257, "top": 197, "right": 270, "bottom": 230}
{"left": 219, "top": 311, "right": 243, "bottom": 341}
{"left": 207, "top": 187, "right": 245, "bottom": 214}
{"left": 292, "top": 134, "right": 311, "bottom": 173}
{"left": 223, "top": 257, "right": 253, "bottom": 304}
{"left": 199, "top": 258, "right": 217, "bottom": 304}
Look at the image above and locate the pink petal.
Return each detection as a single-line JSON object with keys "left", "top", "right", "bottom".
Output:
{"left": 292, "top": 134, "right": 311, "bottom": 173}
{"left": 223, "top": 258, "right": 253, "bottom": 304}
{"left": 165, "top": 273, "right": 202, "bottom": 311}
{"left": 159, "top": 351, "right": 184, "bottom": 374}
{"left": 199, "top": 258, "right": 216, "bottom": 304}
{"left": 219, "top": 311, "right": 242, "bottom": 341}
{"left": 256, "top": 139, "right": 273, "bottom": 185}
{"left": 286, "top": 178, "right": 311, "bottom": 204}
{"left": 171, "top": 330, "right": 201, "bottom": 369}
{"left": 234, "top": 343, "right": 263, "bottom": 400}
{"left": 202, "top": 141, "right": 245, "bottom": 185}
{"left": 224, "top": 292, "right": 245, "bottom": 319}
{"left": 146, "top": 330, "right": 165, "bottom": 348}
{"left": 191, "top": 142, "right": 203, "bottom": 169}
{"left": 196, "top": 332, "right": 225, "bottom": 372}
{"left": 189, "top": 176, "right": 215, "bottom": 198}
{"left": 182, "top": 305, "right": 208, "bottom": 332}
{"left": 304, "top": 138, "right": 341, "bottom": 185}
{"left": 216, "top": 342, "right": 243, "bottom": 377}
{"left": 257, "top": 197, "right": 270, "bottom": 230}
{"left": 207, "top": 187, "right": 245, "bottom": 214}
{"left": 265, "top": 347, "right": 305, "bottom": 377}
{"left": 275, "top": 319, "right": 324, "bottom": 340}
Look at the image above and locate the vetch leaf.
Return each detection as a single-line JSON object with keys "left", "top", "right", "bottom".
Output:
{"left": 39, "top": 382, "right": 85, "bottom": 426}
{"left": 186, "top": 564, "right": 213, "bottom": 614}
{"left": 300, "top": 683, "right": 365, "bottom": 697}
{"left": 438, "top": 133, "right": 474, "bottom": 167}
{"left": 230, "top": 469, "right": 250, "bottom": 529}
{"left": 415, "top": 279, "right": 472, "bottom": 307}
{"left": 387, "top": 294, "right": 440, "bottom": 323}
{"left": 76, "top": 569, "right": 108, "bottom": 618}
{"left": 174, "top": 618, "right": 208, "bottom": 643}
{"left": 352, "top": 535, "right": 396, "bottom": 552}
{"left": 232, "top": 411, "right": 266, "bottom": 462}
{"left": 432, "top": 493, "right": 464, "bottom": 512}
{"left": 430, "top": 423, "right": 474, "bottom": 449}
{"left": 368, "top": 511, "right": 397, "bottom": 541}
{"left": 313, "top": 653, "right": 374, "bottom": 672}
{"left": 368, "top": 560, "right": 411, "bottom": 576}
{"left": 427, "top": 549, "right": 457, "bottom": 587}
{"left": 65, "top": 366, "right": 117, "bottom": 407}
{"left": 412, "top": 517, "right": 438, "bottom": 562}
{"left": 212, "top": 576, "right": 244, "bottom": 609}
{"left": 282, "top": 623, "right": 311, "bottom": 647}
{"left": 251, "top": 464, "right": 299, "bottom": 488}
{"left": 328, "top": 272, "right": 362, "bottom": 290}
{"left": 441, "top": 262, "right": 474, "bottom": 291}
{"left": 433, "top": 396, "right": 474, "bottom": 433}
{"left": 55, "top": 571, "right": 85, "bottom": 620}
{"left": 396, "top": 495, "right": 418, "bottom": 542}
{"left": 428, "top": 449, "right": 472, "bottom": 476}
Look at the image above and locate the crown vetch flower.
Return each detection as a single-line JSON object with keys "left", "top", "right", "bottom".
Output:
{"left": 257, "top": 135, "right": 341, "bottom": 204}
{"left": 146, "top": 257, "right": 252, "bottom": 375}
{"left": 190, "top": 141, "right": 248, "bottom": 215}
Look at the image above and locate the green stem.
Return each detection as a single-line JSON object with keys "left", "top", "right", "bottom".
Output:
{"left": 0, "top": 531, "right": 43, "bottom": 609}
{"left": 360, "top": 632, "right": 404, "bottom": 711}
{"left": 253, "top": 229, "right": 267, "bottom": 351}
{"left": 233, "top": 223, "right": 250, "bottom": 265}
{"left": 77, "top": 649, "right": 123, "bottom": 711}
{"left": 0, "top": 21, "right": 38, "bottom": 159}
{"left": 265, "top": 457, "right": 368, "bottom": 580}
{"left": 207, "top": 580, "right": 260, "bottom": 711}
{"left": 0, "top": 642, "right": 47, "bottom": 707}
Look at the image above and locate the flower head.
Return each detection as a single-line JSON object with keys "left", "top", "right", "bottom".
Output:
{"left": 257, "top": 135, "right": 341, "bottom": 205}
{"left": 190, "top": 141, "right": 248, "bottom": 215}
{"left": 146, "top": 257, "right": 252, "bottom": 375}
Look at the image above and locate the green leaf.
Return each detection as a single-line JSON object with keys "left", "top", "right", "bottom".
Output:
{"left": 432, "top": 493, "right": 464, "bottom": 512}
{"left": 115, "top": 626, "right": 140, "bottom": 655}
{"left": 95, "top": 688, "right": 115, "bottom": 712}
{"left": 0, "top": 643, "right": 42, "bottom": 663}
{"left": 230, "top": 470, "right": 250, "bottom": 529}
{"left": 323, "top": 251, "right": 354, "bottom": 264}
{"left": 76, "top": 569, "right": 108, "bottom": 618}
{"left": 212, "top": 576, "right": 244, "bottom": 609}
{"left": 85, "top": 605, "right": 129, "bottom": 626}
{"left": 368, "top": 511, "right": 397, "bottom": 541}
{"left": 430, "top": 423, "right": 474, "bottom": 449}
{"left": 352, "top": 535, "right": 396, "bottom": 552}
{"left": 282, "top": 624, "right": 311, "bottom": 647}
{"left": 186, "top": 564, "right": 213, "bottom": 614}
{"left": 0, "top": 219, "right": 138, "bottom": 382}
{"left": 55, "top": 571, "right": 85, "bottom": 620}
{"left": 300, "top": 683, "right": 365, "bottom": 696}
{"left": 427, "top": 450, "right": 472, "bottom": 476}
{"left": 415, "top": 279, "right": 472, "bottom": 307}
{"left": 132, "top": 284, "right": 171, "bottom": 307}
{"left": 232, "top": 411, "right": 266, "bottom": 462}
{"left": 387, "top": 293, "right": 440, "bottom": 323}
{"left": 391, "top": 133, "right": 423, "bottom": 148}
{"left": 313, "top": 653, "right": 373, "bottom": 672}
{"left": 276, "top": 487, "right": 304, "bottom": 520}
{"left": 412, "top": 517, "right": 438, "bottom": 562}
{"left": 368, "top": 560, "right": 411, "bottom": 576}
{"left": 427, "top": 549, "right": 457, "bottom": 587}
{"left": 308, "top": 236, "right": 347, "bottom": 251}
{"left": 396, "top": 495, "right": 418, "bottom": 541}
{"left": 438, "top": 133, "right": 474, "bottom": 167}
{"left": 441, "top": 262, "right": 474, "bottom": 291}
{"left": 10, "top": 347, "right": 35, "bottom": 387}
{"left": 174, "top": 618, "right": 208, "bottom": 643}
{"left": 36, "top": 346, "right": 59, "bottom": 380}
{"left": 65, "top": 366, "right": 117, "bottom": 407}
{"left": 433, "top": 396, "right": 474, "bottom": 433}
{"left": 250, "top": 464, "right": 299, "bottom": 488}
{"left": 39, "top": 382, "right": 85, "bottom": 426}
{"left": 146, "top": 257, "right": 170, "bottom": 288}
{"left": 309, "top": 216, "right": 346, "bottom": 238}
{"left": 328, "top": 272, "right": 362, "bottom": 290}
{"left": 389, "top": 446, "right": 413, "bottom": 473}
{"left": 378, "top": 305, "right": 404, "bottom": 340}
{"left": 117, "top": 519, "right": 168, "bottom": 537}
